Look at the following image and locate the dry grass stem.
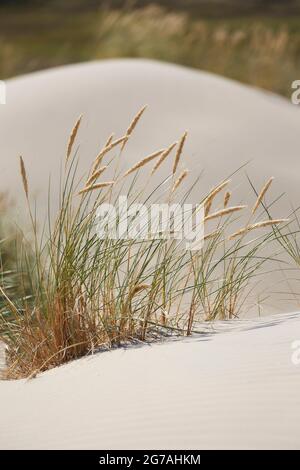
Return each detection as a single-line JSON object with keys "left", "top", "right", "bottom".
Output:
{"left": 252, "top": 177, "right": 274, "bottom": 214}
{"left": 204, "top": 199, "right": 212, "bottom": 218}
{"left": 123, "top": 149, "right": 164, "bottom": 177}
{"left": 229, "top": 218, "right": 289, "bottom": 239}
{"left": 172, "top": 131, "right": 187, "bottom": 175}
{"left": 204, "top": 229, "right": 221, "bottom": 241}
{"left": 19, "top": 156, "right": 29, "bottom": 199}
{"left": 66, "top": 115, "right": 82, "bottom": 162}
{"left": 171, "top": 169, "right": 188, "bottom": 193}
{"left": 151, "top": 142, "right": 177, "bottom": 174}
{"left": 122, "top": 105, "right": 147, "bottom": 149}
{"left": 129, "top": 284, "right": 150, "bottom": 299}
{"left": 92, "top": 136, "right": 127, "bottom": 173}
{"left": 205, "top": 205, "right": 246, "bottom": 222}
{"left": 204, "top": 179, "right": 230, "bottom": 216}
{"left": 78, "top": 181, "right": 115, "bottom": 195}
{"left": 86, "top": 166, "right": 108, "bottom": 187}
{"left": 224, "top": 191, "right": 231, "bottom": 208}
{"left": 105, "top": 133, "right": 114, "bottom": 147}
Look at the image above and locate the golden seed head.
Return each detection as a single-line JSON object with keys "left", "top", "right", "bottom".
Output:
{"left": 204, "top": 179, "right": 230, "bottom": 216}
{"left": 19, "top": 156, "right": 29, "bottom": 199}
{"left": 171, "top": 169, "right": 189, "bottom": 193}
{"left": 78, "top": 181, "right": 114, "bottom": 195}
{"left": 252, "top": 177, "right": 274, "bottom": 214}
{"left": 123, "top": 149, "right": 164, "bottom": 178}
{"left": 92, "top": 135, "right": 127, "bottom": 174}
{"left": 204, "top": 205, "right": 246, "bottom": 222}
{"left": 224, "top": 191, "right": 231, "bottom": 208}
{"left": 129, "top": 284, "right": 150, "bottom": 299}
{"left": 151, "top": 142, "right": 177, "bottom": 175}
{"left": 86, "top": 166, "right": 108, "bottom": 187}
{"left": 173, "top": 131, "right": 187, "bottom": 175}
{"left": 66, "top": 114, "right": 82, "bottom": 163}
{"left": 121, "top": 105, "right": 147, "bottom": 150}
{"left": 229, "top": 218, "right": 289, "bottom": 240}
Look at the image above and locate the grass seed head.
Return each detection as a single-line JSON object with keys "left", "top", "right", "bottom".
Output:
{"left": 123, "top": 149, "right": 164, "bottom": 178}
{"left": 229, "top": 218, "right": 289, "bottom": 239}
{"left": 173, "top": 131, "right": 187, "bottom": 175}
{"left": 252, "top": 177, "right": 274, "bottom": 214}
{"left": 204, "top": 205, "right": 246, "bottom": 222}
{"left": 66, "top": 115, "right": 82, "bottom": 163}
{"left": 19, "top": 156, "right": 29, "bottom": 199}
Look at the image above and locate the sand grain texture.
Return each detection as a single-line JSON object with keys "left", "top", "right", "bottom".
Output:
{"left": 0, "top": 312, "right": 300, "bottom": 449}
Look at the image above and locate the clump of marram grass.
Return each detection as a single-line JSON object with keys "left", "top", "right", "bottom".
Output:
{"left": 0, "top": 108, "right": 289, "bottom": 379}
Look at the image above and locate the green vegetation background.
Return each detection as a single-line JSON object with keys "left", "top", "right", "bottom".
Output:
{"left": 1, "top": 1, "right": 300, "bottom": 96}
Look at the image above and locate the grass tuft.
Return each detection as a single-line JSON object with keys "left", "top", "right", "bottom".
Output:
{"left": 0, "top": 109, "right": 289, "bottom": 379}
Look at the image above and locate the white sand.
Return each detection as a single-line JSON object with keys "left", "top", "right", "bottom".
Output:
{"left": 0, "top": 312, "right": 300, "bottom": 449}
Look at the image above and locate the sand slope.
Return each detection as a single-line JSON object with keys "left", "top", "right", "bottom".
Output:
{"left": 0, "top": 312, "right": 300, "bottom": 449}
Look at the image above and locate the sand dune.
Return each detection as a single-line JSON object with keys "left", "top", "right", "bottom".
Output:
{"left": 0, "top": 312, "right": 300, "bottom": 449}
{"left": 0, "top": 59, "right": 299, "bottom": 209}
{"left": 1, "top": 61, "right": 300, "bottom": 449}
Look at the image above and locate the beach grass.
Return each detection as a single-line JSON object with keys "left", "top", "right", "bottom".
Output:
{"left": 0, "top": 108, "right": 289, "bottom": 379}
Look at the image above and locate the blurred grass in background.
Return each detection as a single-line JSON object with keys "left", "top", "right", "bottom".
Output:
{"left": 0, "top": 1, "right": 300, "bottom": 96}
